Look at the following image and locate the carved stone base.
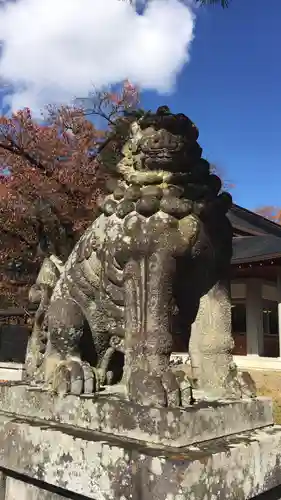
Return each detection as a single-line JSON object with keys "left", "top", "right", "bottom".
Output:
{"left": 0, "top": 395, "right": 281, "bottom": 499}
{"left": 0, "top": 384, "right": 273, "bottom": 448}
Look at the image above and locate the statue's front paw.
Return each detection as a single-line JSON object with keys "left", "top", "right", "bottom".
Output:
{"left": 128, "top": 369, "right": 192, "bottom": 407}
{"left": 51, "top": 359, "right": 98, "bottom": 396}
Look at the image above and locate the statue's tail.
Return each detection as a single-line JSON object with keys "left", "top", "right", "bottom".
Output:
{"left": 25, "top": 256, "right": 64, "bottom": 382}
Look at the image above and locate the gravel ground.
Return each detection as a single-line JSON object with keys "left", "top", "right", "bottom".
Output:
{"left": 249, "top": 370, "right": 281, "bottom": 424}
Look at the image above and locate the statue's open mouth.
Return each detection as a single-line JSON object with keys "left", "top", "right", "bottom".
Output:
{"left": 142, "top": 147, "right": 182, "bottom": 156}
{"left": 141, "top": 147, "right": 189, "bottom": 172}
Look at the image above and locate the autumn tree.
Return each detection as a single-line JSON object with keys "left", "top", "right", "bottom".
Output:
{"left": 0, "top": 82, "right": 138, "bottom": 307}
{"left": 255, "top": 206, "right": 281, "bottom": 224}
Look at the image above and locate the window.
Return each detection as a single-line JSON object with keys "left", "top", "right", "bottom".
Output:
{"left": 231, "top": 300, "right": 246, "bottom": 334}
{"left": 263, "top": 299, "right": 278, "bottom": 336}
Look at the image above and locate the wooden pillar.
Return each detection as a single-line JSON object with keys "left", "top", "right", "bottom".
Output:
{"left": 276, "top": 273, "right": 281, "bottom": 358}
{"left": 246, "top": 279, "right": 264, "bottom": 356}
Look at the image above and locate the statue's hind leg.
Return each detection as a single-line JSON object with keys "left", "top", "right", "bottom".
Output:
{"left": 189, "top": 280, "right": 256, "bottom": 399}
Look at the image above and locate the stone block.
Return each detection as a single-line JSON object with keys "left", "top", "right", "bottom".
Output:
{"left": 0, "top": 413, "right": 280, "bottom": 499}
{"left": 0, "top": 385, "right": 279, "bottom": 499}
{"left": 0, "top": 384, "right": 273, "bottom": 448}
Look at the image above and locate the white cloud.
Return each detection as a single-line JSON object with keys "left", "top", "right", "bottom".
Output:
{"left": 0, "top": 0, "right": 195, "bottom": 115}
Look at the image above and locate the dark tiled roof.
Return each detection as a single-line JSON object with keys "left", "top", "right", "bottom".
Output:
{"left": 228, "top": 205, "right": 281, "bottom": 237}
{"left": 228, "top": 212, "right": 264, "bottom": 235}
{"left": 232, "top": 235, "right": 281, "bottom": 264}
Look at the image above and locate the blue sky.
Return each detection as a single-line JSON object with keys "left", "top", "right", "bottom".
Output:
{"left": 0, "top": 0, "right": 280, "bottom": 212}
{"left": 141, "top": 0, "right": 281, "bottom": 210}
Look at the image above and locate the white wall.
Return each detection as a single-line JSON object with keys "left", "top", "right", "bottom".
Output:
{"left": 231, "top": 281, "right": 278, "bottom": 302}
{"left": 231, "top": 283, "right": 246, "bottom": 299}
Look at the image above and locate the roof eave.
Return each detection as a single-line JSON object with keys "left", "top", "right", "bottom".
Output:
{"left": 232, "top": 252, "right": 281, "bottom": 265}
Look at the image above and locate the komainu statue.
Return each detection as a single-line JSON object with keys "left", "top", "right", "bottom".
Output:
{"left": 26, "top": 106, "right": 255, "bottom": 406}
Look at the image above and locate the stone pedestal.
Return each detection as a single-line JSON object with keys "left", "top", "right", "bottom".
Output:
{"left": 0, "top": 385, "right": 281, "bottom": 499}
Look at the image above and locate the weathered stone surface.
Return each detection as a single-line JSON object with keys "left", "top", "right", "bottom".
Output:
{"left": 0, "top": 413, "right": 281, "bottom": 499}
{"left": 0, "top": 415, "right": 132, "bottom": 500}
{"left": 0, "top": 385, "right": 273, "bottom": 448}
{"left": 5, "top": 477, "right": 65, "bottom": 500}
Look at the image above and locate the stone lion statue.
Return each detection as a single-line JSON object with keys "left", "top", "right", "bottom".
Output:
{"left": 25, "top": 106, "right": 255, "bottom": 406}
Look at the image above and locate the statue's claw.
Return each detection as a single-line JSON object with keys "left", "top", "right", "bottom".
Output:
{"left": 51, "top": 359, "right": 99, "bottom": 396}
{"left": 128, "top": 369, "right": 193, "bottom": 408}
